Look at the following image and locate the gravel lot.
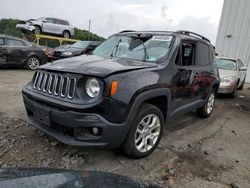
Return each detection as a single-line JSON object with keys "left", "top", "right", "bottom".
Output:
{"left": 0, "top": 69, "right": 250, "bottom": 188}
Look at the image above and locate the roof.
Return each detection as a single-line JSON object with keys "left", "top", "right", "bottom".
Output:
{"left": 117, "top": 30, "right": 211, "bottom": 44}
{"left": 0, "top": 34, "right": 23, "bottom": 40}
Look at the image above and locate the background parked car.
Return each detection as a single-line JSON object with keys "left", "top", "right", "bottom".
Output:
{"left": 0, "top": 168, "right": 159, "bottom": 188}
{"left": 0, "top": 34, "right": 49, "bottom": 70}
{"left": 53, "top": 41, "right": 101, "bottom": 59}
{"left": 16, "top": 17, "right": 75, "bottom": 38}
{"left": 216, "top": 56, "right": 247, "bottom": 97}
{"left": 53, "top": 44, "right": 71, "bottom": 50}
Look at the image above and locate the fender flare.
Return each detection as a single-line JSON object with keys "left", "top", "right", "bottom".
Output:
{"left": 125, "top": 88, "right": 172, "bottom": 128}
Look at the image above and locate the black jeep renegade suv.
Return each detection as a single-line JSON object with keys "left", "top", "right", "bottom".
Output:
{"left": 22, "top": 30, "right": 220, "bottom": 158}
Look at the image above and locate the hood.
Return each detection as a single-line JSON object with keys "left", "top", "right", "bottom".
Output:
{"left": 0, "top": 168, "right": 159, "bottom": 188}
{"left": 41, "top": 55, "right": 157, "bottom": 77}
{"left": 218, "top": 69, "right": 238, "bottom": 79}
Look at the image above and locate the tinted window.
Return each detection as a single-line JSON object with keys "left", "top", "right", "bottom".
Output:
{"left": 6, "top": 39, "right": 26, "bottom": 47}
{"left": 62, "top": 20, "right": 69, "bottom": 25}
{"left": 46, "top": 18, "right": 54, "bottom": 23}
{"left": 55, "top": 19, "right": 69, "bottom": 25}
{"left": 0, "top": 38, "right": 4, "bottom": 45}
{"left": 197, "top": 42, "right": 209, "bottom": 66}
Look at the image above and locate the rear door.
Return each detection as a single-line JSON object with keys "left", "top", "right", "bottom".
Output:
{"left": 0, "top": 37, "right": 8, "bottom": 64}
{"left": 42, "top": 18, "right": 58, "bottom": 34}
{"left": 5, "top": 38, "right": 29, "bottom": 65}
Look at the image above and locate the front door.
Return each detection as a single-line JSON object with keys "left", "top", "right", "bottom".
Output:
{"left": 171, "top": 41, "right": 203, "bottom": 110}
{"left": 5, "top": 38, "right": 28, "bottom": 65}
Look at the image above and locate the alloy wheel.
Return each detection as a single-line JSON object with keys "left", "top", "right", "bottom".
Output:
{"left": 63, "top": 31, "right": 70, "bottom": 38}
{"left": 206, "top": 92, "right": 215, "bottom": 114}
{"left": 134, "top": 114, "right": 161, "bottom": 153}
{"left": 28, "top": 57, "right": 40, "bottom": 70}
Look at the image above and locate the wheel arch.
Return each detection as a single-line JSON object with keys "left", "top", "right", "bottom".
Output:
{"left": 62, "top": 30, "right": 70, "bottom": 37}
{"left": 127, "top": 88, "right": 172, "bottom": 124}
{"left": 33, "top": 25, "right": 42, "bottom": 33}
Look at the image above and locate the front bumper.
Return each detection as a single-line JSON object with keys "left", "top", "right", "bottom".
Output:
{"left": 218, "top": 82, "right": 236, "bottom": 94}
{"left": 22, "top": 92, "right": 129, "bottom": 149}
{"left": 16, "top": 24, "right": 35, "bottom": 32}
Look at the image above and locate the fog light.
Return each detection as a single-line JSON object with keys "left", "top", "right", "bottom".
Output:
{"left": 92, "top": 127, "right": 99, "bottom": 135}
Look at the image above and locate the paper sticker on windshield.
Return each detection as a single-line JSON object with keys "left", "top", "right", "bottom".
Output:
{"left": 152, "top": 36, "right": 172, "bottom": 41}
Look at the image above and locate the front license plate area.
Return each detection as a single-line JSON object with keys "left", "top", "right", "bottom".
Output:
{"left": 33, "top": 105, "right": 51, "bottom": 126}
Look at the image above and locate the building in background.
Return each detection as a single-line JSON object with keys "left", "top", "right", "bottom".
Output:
{"left": 216, "top": 0, "right": 250, "bottom": 82}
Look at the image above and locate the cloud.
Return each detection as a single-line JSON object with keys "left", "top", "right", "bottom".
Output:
{"left": 0, "top": 0, "right": 223, "bottom": 44}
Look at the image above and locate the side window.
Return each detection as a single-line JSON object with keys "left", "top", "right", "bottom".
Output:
{"left": 178, "top": 42, "right": 195, "bottom": 66}
{"left": 55, "top": 19, "right": 63, "bottom": 25}
{"left": 46, "top": 18, "right": 54, "bottom": 24}
{"left": 63, "top": 20, "right": 69, "bottom": 26}
{"left": 197, "top": 42, "right": 209, "bottom": 66}
{"left": 0, "top": 38, "right": 4, "bottom": 45}
{"left": 6, "top": 39, "right": 25, "bottom": 47}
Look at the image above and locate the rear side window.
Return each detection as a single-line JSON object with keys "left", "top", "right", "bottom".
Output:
{"left": 6, "top": 39, "right": 26, "bottom": 47}
{"left": 0, "top": 38, "right": 4, "bottom": 45}
{"left": 55, "top": 19, "right": 69, "bottom": 25}
{"left": 197, "top": 42, "right": 209, "bottom": 66}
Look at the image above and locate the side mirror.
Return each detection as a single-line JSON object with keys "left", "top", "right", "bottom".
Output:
{"left": 42, "top": 19, "right": 47, "bottom": 23}
{"left": 240, "top": 67, "right": 247, "bottom": 71}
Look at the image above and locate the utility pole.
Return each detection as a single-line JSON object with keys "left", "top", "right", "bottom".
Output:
{"left": 88, "top": 19, "right": 91, "bottom": 41}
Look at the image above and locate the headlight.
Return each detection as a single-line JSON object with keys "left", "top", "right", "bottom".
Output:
{"left": 85, "top": 78, "right": 101, "bottom": 98}
{"left": 62, "top": 51, "right": 72, "bottom": 56}
{"left": 220, "top": 76, "right": 236, "bottom": 86}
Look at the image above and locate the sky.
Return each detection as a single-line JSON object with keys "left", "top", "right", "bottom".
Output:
{"left": 0, "top": 0, "right": 224, "bottom": 44}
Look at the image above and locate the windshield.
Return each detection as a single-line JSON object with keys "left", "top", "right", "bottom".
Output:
{"left": 216, "top": 58, "right": 237, "bottom": 71}
{"left": 71, "top": 41, "right": 90, "bottom": 49}
{"left": 93, "top": 34, "right": 173, "bottom": 62}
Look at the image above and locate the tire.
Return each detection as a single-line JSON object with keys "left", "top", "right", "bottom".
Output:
{"left": 33, "top": 25, "right": 41, "bottom": 35}
{"left": 196, "top": 90, "right": 215, "bottom": 118}
{"left": 62, "top": 31, "right": 70, "bottom": 38}
{"left": 238, "top": 79, "right": 245, "bottom": 90}
{"left": 122, "top": 103, "right": 164, "bottom": 158}
{"left": 26, "top": 56, "right": 40, "bottom": 70}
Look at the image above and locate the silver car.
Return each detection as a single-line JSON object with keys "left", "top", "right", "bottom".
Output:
{"left": 16, "top": 17, "right": 74, "bottom": 38}
{"left": 216, "top": 57, "right": 247, "bottom": 97}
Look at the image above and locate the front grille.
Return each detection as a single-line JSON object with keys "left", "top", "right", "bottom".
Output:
{"left": 33, "top": 71, "right": 77, "bottom": 99}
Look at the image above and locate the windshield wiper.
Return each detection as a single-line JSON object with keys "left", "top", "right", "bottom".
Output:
{"left": 141, "top": 41, "right": 149, "bottom": 62}
{"left": 110, "top": 39, "right": 122, "bottom": 58}
{"left": 132, "top": 34, "right": 151, "bottom": 62}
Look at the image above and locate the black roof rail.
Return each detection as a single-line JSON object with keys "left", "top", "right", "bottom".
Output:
{"left": 176, "top": 30, "right": 210, "bottom": 42}
{"left": 119, "top": 30, "right": 136, "bottom": 33}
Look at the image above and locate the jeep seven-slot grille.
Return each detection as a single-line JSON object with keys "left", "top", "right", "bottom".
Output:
{"left": 33, "top": 71, "right": 77, "bottom": 99}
